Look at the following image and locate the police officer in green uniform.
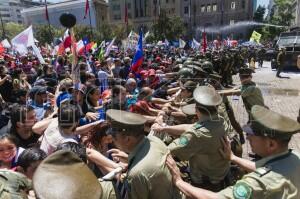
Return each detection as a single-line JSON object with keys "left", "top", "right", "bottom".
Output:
{"left": 106, "top": 109, "right": 180, "bottom": 199}
{"left": 166, "top": 105, "right": 300, "bottom": 199}
{"left": 0, "top": 169, "right": 32, "bottom": 198}
{"left": 33, "top": 150, "right": 110, "bottom": 199}
{"left": 168, "top": 86, "right": 230, "bottom": 192}
{"left": 276, "top": 47, "right": 286, "bottom": 78}
{"left": 238, "top": 67, "right": 264, "bottom": 123}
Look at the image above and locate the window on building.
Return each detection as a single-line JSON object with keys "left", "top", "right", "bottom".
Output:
{"left": 231, "top": 2, "right": 236, "bottom": 10}
{"left": 184, "top": 6, "right": 189, "bottom": 14}
{"left": 18, "top": 20, "right": 22, "bottom": 24}
{"left": 242, "top": 0, "right": 245, "bottom": 9}
{"left": 212, "top": 4, "right": 217, "bottom": 11}
{"left": 201, "top": 5, "right": 205, "bottom": 12}
{"left": 128, "top": 13, "right": 132, "bottom": 18}
{"left": 0, "top": 14, "right": 10, "bottom": 18}
{"left": 112, "top": 4, "right": 120, "bottom": 11}
{"left": 166, "top": 0, "right": 169, "bottom": 3}
{"left": 113, "top": 14, "right": 121, "bottom": 20}
{"left": 230, "top": 20, "right": 235, "bottom": 25}
{"left": 207, "top": 5, "right": 211, "bottom": 12}
{"left": 173, "top": 0, "right": 175, "bottom": 3}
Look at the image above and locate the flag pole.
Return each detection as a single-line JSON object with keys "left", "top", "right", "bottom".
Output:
{"left": 45, "top": 0, "right": 53, "bottom": 43}
{"left": 88, "top": 0, "right": 93, "bottom": 40}
{"left": 0, "top": 11, "right": 5, "bottom": 40}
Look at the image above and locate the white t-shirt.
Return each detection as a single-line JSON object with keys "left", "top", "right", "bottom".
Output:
{"left": 40, "top": 118, "right": 78, "bottom": 155}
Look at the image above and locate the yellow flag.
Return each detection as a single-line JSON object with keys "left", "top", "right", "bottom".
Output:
{"left": 250, "top": 31, "right": 262, "bottom": 43}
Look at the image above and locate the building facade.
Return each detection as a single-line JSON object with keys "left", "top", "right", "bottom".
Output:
{"left": 181, "top": 0, "right": 254, "bottom": 39}
{"left": 0, "top": 0, "right": 43, "bottom": 24}
{"left": 108, "top": 0, "right": 181, "bottom": 31}
{"left": 291, "top": 0, "right": 300, "bottom": 27}
{"left": 21, "top": 0, "right": 108, "bottom": 28}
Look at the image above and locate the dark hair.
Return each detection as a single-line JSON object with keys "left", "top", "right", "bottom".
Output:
{"left": 195, "top": 103, "right": 218, "bottom": 116}
{"left": 10, "top": 104, "right": 34, "bottom": 133}
{"left": 0, "top": 133, "right": 19, "bottom": 147}
{"left": 89, "top": 121, "right": 110, "bottom": 148}
{"left": 138, "top": 87, "right": 152, "bottom": 100}
{"left": 58, "top": 103, "right": 80, "bottom": 129}
{"left": 55, "top": 142, "right": 87, "bottom": 162}
{"left": 17, "top": 148, "right": 47, "bottom": 171}
{"left": 111, "top": 85, "right": 126, "bottom": 98}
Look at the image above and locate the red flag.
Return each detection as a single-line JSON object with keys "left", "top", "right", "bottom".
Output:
{"left": 202, "top": 32, "right": 207, "bottom": 53}
{"left": 0, "top": 43, "right": 4, "bottom": 55}
{"left": 125, "top": 0, "right": 128, "bottom": 25}
{"left": 45, "top": 0, "right": 49, "bottom": 21}
{"left": 84, "top": 0, "right": 90, "bottom": 19}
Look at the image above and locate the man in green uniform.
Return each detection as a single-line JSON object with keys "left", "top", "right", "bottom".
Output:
{"left": 276, "top": 47, "right": 286, "bottom": 78}
{"left": 33, "top": 150, "right": 108, "bottom": 199}
{"left": 166, "top": 105, "right": 300, "bottom": 199}
{"left": 106, "top": 109, "right": 179, "bottom": 199}
{"left": 168, "top": 86, "right": 230, "bottom": 192}
{"left": 239, "top": 67, "right": 264, "bottom": 123}
{"left": 0, "top": 169, "right": 32, "bottom": 198}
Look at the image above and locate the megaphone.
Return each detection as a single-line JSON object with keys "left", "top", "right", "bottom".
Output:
{"left": 59, "top": 13, "right": 77, "bottom": 28}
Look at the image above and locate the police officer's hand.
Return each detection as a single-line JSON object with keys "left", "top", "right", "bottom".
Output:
{"left": 85, "top": 112, "right": 99, "bottom": 121}
{"left": 166, "top": 154, "right": 183, "bottom": 185}
{"left": 219, "top": 136, "right": 234, "bottom": 161}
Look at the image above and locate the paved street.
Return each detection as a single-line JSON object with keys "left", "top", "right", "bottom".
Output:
{"left": 228, "top": 62, "right": 300, "bottom": 156}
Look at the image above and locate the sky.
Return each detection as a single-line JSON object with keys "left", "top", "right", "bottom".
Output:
{"left": 49, "top": 0, "right": 270, "bottom": 7}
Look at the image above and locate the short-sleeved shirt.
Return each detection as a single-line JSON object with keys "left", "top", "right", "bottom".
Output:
{"left": 40, "top": 118, "right": 79, "bottom": 155}
{"left": 168, "top": 115, "right": 230, "bottom": 184}
{"left": 241, "top": 81, "right": 264, "bottom": 116}
{"left": 218, "top": 150, "right": 300, "bottom": 199}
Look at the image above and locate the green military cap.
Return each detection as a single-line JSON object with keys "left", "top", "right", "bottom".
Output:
{"left": 181, "top": 103, "right": 196, "bottom": 116}
{"left": 239, "top": 67, "right": 255, "bottom": 75}
{"left": 178, "top": 67, "right": 194, "bottom": 79}
{"left": 202, "top": 61, "right": 214, "bottom": 74}
{"left": 244, "top": 105, "right": 300, "bottom": 140}
{"left": 33, "top": 151, "right": 102, "bottom": 199}
{"left": 193, "top": 86, "right": 222, "bottom": 106}
{"left": 192, "top": 61, "right": 202, "bottom": 67}
{"left": 0, "top": 170, "right": 32, "bottom": 199}
{"left": 183, "top": 60, "right": 193, "bottom": 66}
{"left": 106, "top": 109, "right": 147, "bottom": 135}
{"left": 208, "top": 73, "right": 222, "bottom": 81}
{"left": 180, "top": 80, "right": 198, "bottom": 92}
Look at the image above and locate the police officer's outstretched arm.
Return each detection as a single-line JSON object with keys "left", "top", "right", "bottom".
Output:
{"left": 166, "top": 155, "right": 219, "bottom": 199}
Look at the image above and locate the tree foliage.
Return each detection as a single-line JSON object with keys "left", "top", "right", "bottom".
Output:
{"left": 262, "top": 0, "right": 294, "bottom": 40}
{"left": 4, "top": 23, "right": 25, "bottom": 40}
{"left": 152, "top": 10, "right": 185, "bottom": 41}
{"left": 253, "top": 6, "right": 266, "bottom": 22}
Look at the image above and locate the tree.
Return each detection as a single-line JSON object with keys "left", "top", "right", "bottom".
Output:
{"left": 262, "top": 0, "right": 294, "bottom": 40}
{"left": 34, "top": 25, "right": 58, "bottom": 45}
{"left": 152, "top": 10, "right": 186, "bottom": 41}
{"left": 253, "top": 6, "right": 266, "bottom": 22}
{"left": 4, "top": 22, "right": 25, "bottom": 40}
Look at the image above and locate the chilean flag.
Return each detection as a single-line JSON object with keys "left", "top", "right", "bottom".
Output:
{"left": 130, "top": 30, "right": 143, "bottom": 73}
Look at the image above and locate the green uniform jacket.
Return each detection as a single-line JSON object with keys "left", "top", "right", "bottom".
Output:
{"left": 277, "top": 52, "right": 285, "bottom": 68}
{"left": 219, "top": 150, "right": 300, "bottom": 199}
{"left": 241, "top": 81, "right": 264, "bottom": 117}
{"left": 168, "top": 115, "right": 230, "bottom": 184}
{"left": 125, "top": 136, "right": 180, "bottom": 199}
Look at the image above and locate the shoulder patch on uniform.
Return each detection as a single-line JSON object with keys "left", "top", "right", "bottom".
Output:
{"left": 254, "top": 166, "right": 272, "bottom": 177}
{"left": 233, "top": 182, "right": 252, "bottom": 199}
{"left": 193, "top": 123, "right": 203, "bottom": 130}
{"left": 179, "top": 136, "right": 189, "bottom": 146}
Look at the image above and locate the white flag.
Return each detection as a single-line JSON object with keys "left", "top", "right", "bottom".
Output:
{"left": 105, "top": 37, "right": 116, "bottom": 57}
{"left": 1, "top": 39, "right": 11, "bottom": 49}
{"left": 192, "top": 38, "right": 200, "bottom": 49}
{"left": 179, "top": 38, "right": 186, "bottom": 48}
{"left": 11, "top": 26, "right": 35, "bottom": 55}
{"left": 165, "top": 39, "right": 170, "bottom": 47}
{"left": 144, "top": 31, "right": 150, "bottom": 40}
{"left": 32, "top": 44, "right": 45, "bottom": 64}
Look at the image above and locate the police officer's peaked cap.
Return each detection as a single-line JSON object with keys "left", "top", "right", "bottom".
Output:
{"left": 33, "top": 151, "right": 102, "bottom": 199}
{"left": 181, "top": 103, "right": 196, "bottom": 116}
{"left": 239, "top": 67, "right": 255, "bottom": 75}
{"left": 180, "top": 81, "right": 197, "bottom": 92}
{"left": 193, "top": 86, "right": 222, "bottom": 106}
{"left": 245, "top": 105, "right": 300, "bottom": 140}
{"left": 106, "top": 109, "right": 147, "bottom": 134}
